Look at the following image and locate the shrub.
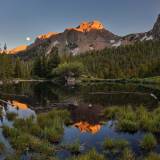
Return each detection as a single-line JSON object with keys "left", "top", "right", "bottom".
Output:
{"left": 140, "top": 133, "right": 157, "bottom": 151}
{"left": 53, "top": 62, "right": 84, "bottom": 81}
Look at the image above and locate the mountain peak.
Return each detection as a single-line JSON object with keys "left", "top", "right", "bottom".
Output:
{"left": 37, "top": 32, "right": 58, "bottom": 40}
{"left": 78, "top": 20, "right": 104, "bottom": 31}
{"left": 9, "top": 45, "right": 27, "bottom": 54}
{"left": 151, "top": 14, "right": 160, "bottom": 39}
{"left": 66, "top": 20, "right": 105, "bottom": 32}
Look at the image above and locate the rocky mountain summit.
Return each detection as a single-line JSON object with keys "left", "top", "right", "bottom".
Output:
{"left": 8, "top": 14, "right": 160, "bottom": 56}
{"left": 151, "top": 14, "right": 160, "bottom": 40}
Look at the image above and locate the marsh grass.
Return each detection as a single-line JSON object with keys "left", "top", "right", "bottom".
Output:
{"left": 103, "top": 105, "right": 160, "bottom": 133}
{"left": 30, "top": 154, "right": 58, "bottom": 160}
{"left": 103, "top": 107, "right": 120, "bottom": 119}
{"left": 5, "top": 153, "right": 21, "bottom": 160}
{"left": 117, "top": 119, "right": 139, "bottom": 133}
{"left": 13, "top": 109, "right": 69, "bottom": 143}
{"left": 43, "top": 126, "right": 63, "bottom": 143}
{"left": 140, "top": 133, "right": 157, "bottom": 151}
{"left": 6, "top": 112, "right": 18, "bottom": 121}
{"left": 0, "top": 142, "right": 4, "bottom": 153}
{"left": 120, "top": 148, "right": 135, "bottom": 160}
{"left": 3, "top": 125, "right": 54, "bottom": 155}
{"left": 103, "top": 138, "right": 129, "bottom": 151}
{"left": 67, "top": 140, "right": 81, "bottom": 154}
{"left": 29, "top": 136, "right": 55, "bottom": 155}
{"left": 2, "top": 109, "right": 71, "bottom": 157}
{"left": 71, "top": 149, "right": 105, "bottom": 160}
{"left": 14, "top": 117, "right": 43, "bottom": 137}
{"left": 144, "top": 152, "right": 160, "bottom": 160}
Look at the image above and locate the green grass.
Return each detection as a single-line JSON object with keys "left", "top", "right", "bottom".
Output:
{"left": 140, "top": 133, "right": 157, "bottom": 151}
{"left": 144, "top": 152, "right": 160, "bottom": 160}
{"left": 120, "top": 148, "right": 135, "bottom": 160}
{"left": 13, "top": 109, "right": 70, "bottom": 143}
{"left": 2, "top": 109, "right": 71, "bottom": 158}
{"left": 103, "top": 106, "right": 120, "bottom": 120}
{"left": 3, "top": 125, "right": 55, "bottom": 155}
{"left": 29, "top": 136, "right": 55, "bottom": 155}
{"left": 81, "top": 76, "right": 160, "bottom": 84}
{"left": 43, "top": 126, "right": 64, "bottom": 143}
{"left": 30, "top": 154, "right": 58, "bottom": 160}
{"left": 103, "top": 106, "right": 160, "bottom": 133}
{"left": 143, "top": 76, "right": 160, "bottom": 84}
{"left": 67, "top": 140, "right": 81, "bottom": 154}
{"left": 103, "top": 138, "right": 129, "bottom": 151}
{"left": 5, "top": 153, "right": 21, "bottom": 160}
{"left": 117, "top": 119, "right": 139, "bottom": 133}
{"left": 71, "top": 149, "right": 106, "bottom": 160}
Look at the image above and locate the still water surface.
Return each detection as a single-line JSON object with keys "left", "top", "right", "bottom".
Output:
{"left": 0, "top": 82, "right": 160, "bottom": 159}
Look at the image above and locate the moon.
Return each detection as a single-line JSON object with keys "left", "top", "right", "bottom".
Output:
{"left": 26, "top": 37, "right": 31, "bottom": 41}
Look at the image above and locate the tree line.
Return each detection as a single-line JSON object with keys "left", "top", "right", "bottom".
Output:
{"left": 68, "top": 40, "right": 160, "bottom": 79}
{"left": 0, "top": 40, "right": 160, "bottom": 81}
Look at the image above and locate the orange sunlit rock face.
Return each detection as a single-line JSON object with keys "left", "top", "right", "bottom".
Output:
{"left": 37, "top": 32, "right": 58, "bottom": 40}
{"left": 74, "top": 121, "right": 101, "bottom": 134}
{"left": 12, "top": 101, "right": 28, "bottom": 110}
{"left": 66, "top": 20, "right": 104, "bottom": 32}
{"left": 8, "top": 45, "right": 28, "bottom": 54}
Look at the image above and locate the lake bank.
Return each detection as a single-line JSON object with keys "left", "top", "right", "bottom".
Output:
{"left": 0, "top": 76, "right": 160, "bottom": 86}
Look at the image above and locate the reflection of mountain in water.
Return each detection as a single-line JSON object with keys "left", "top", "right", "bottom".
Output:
{"left": 74, "top": 121, "right": 101, "bottom": 134}
{"left": 0, "top": 100, "right": 35, "bottom": 123}
{"left": 12, "top": 100, "right": 28, "bottom": 110}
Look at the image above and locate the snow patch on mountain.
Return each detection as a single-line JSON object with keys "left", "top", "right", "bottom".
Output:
{"left": 141, "top": 35, "right": 153, "bottom": 41}
{"left": 112, "top": 41, "right": 122, "bottom": 47}
{"left": 71, "top": 47, "right": 79, "bottom": 56}
{"left": 53, "top": 40, "right": 59, "bottom": 46}
{"left": 110, "top": 40, "right": 115, "bottom": 44}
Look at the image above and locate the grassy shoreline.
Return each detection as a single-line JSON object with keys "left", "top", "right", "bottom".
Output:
{"left": 0, "top": 76, "right": 160, "bottom": 85}
{"left": 80, "top": 76, "right": 160, "bottom": 85}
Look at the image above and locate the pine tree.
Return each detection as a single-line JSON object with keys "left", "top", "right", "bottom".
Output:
{"left": 46, "top": 47, "right": 60, "bottom": 77}
{"left": 14, "top": 58, "right": 22, "bottom": 78}
{"left": 3, "top": 43, "right": 7, "bottom": 53}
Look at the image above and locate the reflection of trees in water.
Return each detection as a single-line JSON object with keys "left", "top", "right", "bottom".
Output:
{"left": 0, "top": 82, "right": 159, "bottom": 109}
{"left": 80, "top": 83, "right": 159, "bottom": 107}
{"left": 33, "top": 82, "right": 59, "bottom": 106}
{"left": 31, "top": 82, "right": 80, "bottom": 107}
{"left": 0, "top": 82, "right": 80, "bottom": 108}
{"left": 0, "top": 82, "right": 34, "bottom": 96}
{"left": 83, "top": 93, "right": 157, "bottom": 107}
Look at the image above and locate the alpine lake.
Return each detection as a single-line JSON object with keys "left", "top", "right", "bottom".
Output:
{"left": 0, "top": 81, "right": 160, "bottom": 160}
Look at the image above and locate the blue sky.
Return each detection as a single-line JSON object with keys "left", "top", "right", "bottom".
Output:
{"left": 0, "top": 0, "right": 160, "bottom": 49}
